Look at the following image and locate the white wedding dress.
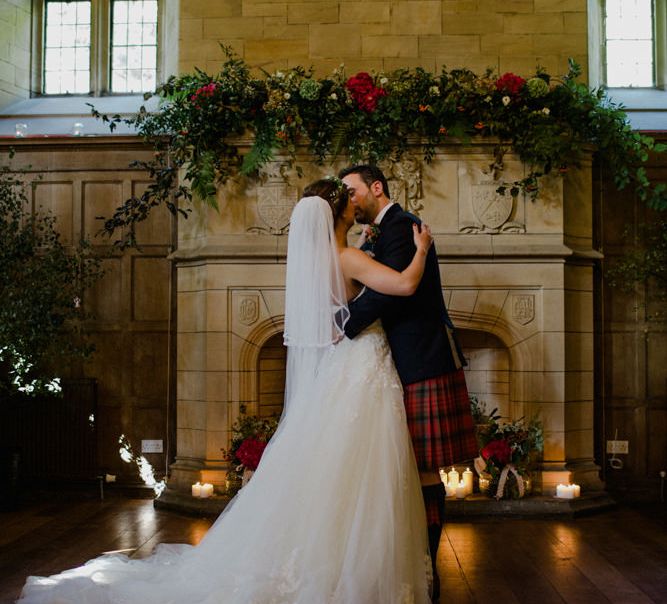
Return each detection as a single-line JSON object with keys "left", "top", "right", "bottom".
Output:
{"left": 19, "top": 196, "right": 431, "bottom": 604}
{"left": 19, "top": 324, "right": 430, "bottom": 604}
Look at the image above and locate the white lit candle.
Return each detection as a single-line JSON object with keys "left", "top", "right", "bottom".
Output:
{"left": 462, "top": 467, "right": 473, "bottom": 495}
{"left": 455, "top": 480, "right": 467, "bottom": 499}
{"left": 556, "top": 484, "right": 576, "bottom": 499}
{"left": 573, "top": 484, "right": 581, "bottom": 497}
{"left": 447, "top": 467, "right": 459, "bottom": 487}
{"left": 191, "top": 482, "right": 202, "bottom": 497}
{"left": 445, "top": 481, "right": 457, "bottom": 497}
{"left": 200, "top": 483, "right": 214, "bottom": 498}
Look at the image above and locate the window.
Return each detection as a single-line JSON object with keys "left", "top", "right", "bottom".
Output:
{"left": 592, "top": 0, "right": 667, "bottom": 90}
{"left": 36, "top": 0, "right": 159, "bottom": 96}
{"left": 604, "top": 0, "right": 654, "bottom": 87}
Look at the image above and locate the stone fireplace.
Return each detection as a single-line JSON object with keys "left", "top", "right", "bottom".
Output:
{"left": 168, "top": 140, "right": 602, "bottom": 497}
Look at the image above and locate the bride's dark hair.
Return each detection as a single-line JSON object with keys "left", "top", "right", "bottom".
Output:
{"left": 302, "top": 178, "right": 348, "bottom": 221}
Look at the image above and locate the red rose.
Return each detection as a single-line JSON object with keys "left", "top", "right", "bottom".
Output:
{"left": 346, "top": 72, "right": 387, "bottom": 113}
{"left": 495, "top": 73, "right": 526, "bottom": 96}
{"left": 236, "top": 437, "right": 268, "bottom": 470}
{"left": 481, "top": 439, "right": 512, "bottom": 466}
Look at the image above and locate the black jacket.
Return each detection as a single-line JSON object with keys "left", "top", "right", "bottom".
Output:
{"left": 344, "top": 204, "right": 465, "bottom": 385}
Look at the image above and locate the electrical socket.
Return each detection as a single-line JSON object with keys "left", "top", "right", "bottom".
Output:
{"left": 141, "top": 439, "right": 163, "bottom": 453}
{"left": 606, "top": 440, "right": 629, "bottom": 454}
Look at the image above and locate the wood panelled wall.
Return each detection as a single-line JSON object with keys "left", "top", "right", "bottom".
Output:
{"left": 597, "top": 133, "right": 667, "bottom": 500}
{"left": 1, "top": 137, "right": 175, "bottom": 483}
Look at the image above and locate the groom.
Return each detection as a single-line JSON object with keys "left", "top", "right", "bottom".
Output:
{"left": 340, "top": 164, "right": 477, "bottom": 602}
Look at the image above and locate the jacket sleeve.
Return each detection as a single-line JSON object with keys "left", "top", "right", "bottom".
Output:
{"left": 344, "top": 215, "right": 416, "bottom": 339}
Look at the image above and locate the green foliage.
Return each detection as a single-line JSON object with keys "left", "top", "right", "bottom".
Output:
{"left": 607, "top": 218, "right": 667, "bottom": 317}
{"left": 0, "top": 159, "right": 104, "bottom": 396}
{"left": 92, "top": 49, "right": 667, "bottom": 246}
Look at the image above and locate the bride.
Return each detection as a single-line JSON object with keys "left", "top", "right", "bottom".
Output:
{"left": 19, "top": 178, "right": 435, "bottom": 604}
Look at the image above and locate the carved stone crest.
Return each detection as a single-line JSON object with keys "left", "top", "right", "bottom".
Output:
{"left": 511, "top": 294, "right": 535, "bottom": 325}
{"left": 239, "top": 296, "right": 259, "bottom": 326}
{"left": 249, "top": 160, "right": 298, "bottom": 234}
{"left": 460, "top": 182, "right": 525, "bottom": 234}
{"left": 255, "top": 186, "right": 297, "bottom": 233}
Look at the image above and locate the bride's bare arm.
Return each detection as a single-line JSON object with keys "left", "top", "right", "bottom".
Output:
{"left": 340, "top": 224, "right": 433, "bottom": 296}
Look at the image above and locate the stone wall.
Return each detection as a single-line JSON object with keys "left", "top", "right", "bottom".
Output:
{"left": 178, "top": 0, "right": 588, "bottom": 80}
{"left": 0, "top": 0, "right": 31, "bottom": 109}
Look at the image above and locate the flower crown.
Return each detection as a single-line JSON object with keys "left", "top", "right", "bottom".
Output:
{"left": 324, "top": 175, "right": 346, "bottom": 204}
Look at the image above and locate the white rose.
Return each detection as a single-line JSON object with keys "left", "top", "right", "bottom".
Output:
{"left": 329, "top": 93, "right": 338, "bottom": 100}
{"left": 284, "top": 92, "right": 291, "bottom": 100}
{"left": 502, "top": 95, "right": 511, "bottom": 106}
{"left": 542, "top": 107, "right": 550, "bottom": 115}
{"left": 380, "top": 77, "right": 389, "bottom": 85}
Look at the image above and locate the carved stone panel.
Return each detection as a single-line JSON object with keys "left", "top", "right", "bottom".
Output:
{"left": 380, "top": 153, "right": 423, "bottom": 215}
{"left": 511, "top": 294, "right": 535, "bottom": 325}
{"left": 239, "top": 295, "right": 260, "bottom": 326}
{"left": 457, "top": 162, "right": 526, "bottom": 234}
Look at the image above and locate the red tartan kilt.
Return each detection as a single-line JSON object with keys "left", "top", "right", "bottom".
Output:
{"left": 404, "top": 369, "right": 478, "bottom": 471}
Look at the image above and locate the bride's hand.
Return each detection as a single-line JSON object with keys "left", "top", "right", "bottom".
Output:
{"left": 413, "top": 223, "right": 433, "bottom": 253}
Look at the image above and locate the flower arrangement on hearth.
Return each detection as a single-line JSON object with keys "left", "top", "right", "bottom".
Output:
{"left": 471, "top": 397, "right": 543, "bottom": 500}
{"left": 222, "top": 407, "right": 280, "bottom": 491}
{"left": 90, "top": 46, "right": 666, "bottom": 247}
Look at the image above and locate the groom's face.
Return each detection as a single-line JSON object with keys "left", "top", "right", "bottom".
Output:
{"left": 341, "top": 173, "right": 380, "bottom": 225}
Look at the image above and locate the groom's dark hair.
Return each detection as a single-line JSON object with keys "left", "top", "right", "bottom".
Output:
{"left": 338, "top": 164, "right": 390, "bottom": 199}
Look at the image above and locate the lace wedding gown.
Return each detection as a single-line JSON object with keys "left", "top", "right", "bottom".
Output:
{"left": 19, "top": 322, "right": 431, "bottom": 604}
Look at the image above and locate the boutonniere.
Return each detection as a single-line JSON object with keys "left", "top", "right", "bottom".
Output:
{"left": 364, "top": 224, "right": 381, "bottom": 246}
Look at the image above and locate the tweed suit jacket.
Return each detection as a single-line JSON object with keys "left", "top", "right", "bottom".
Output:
{"left": 344, "top": 204, "right": 465, "bottom": 386}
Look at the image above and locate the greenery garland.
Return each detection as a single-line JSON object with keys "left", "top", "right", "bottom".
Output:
{"left": 91, "top": 48, "right": 666, "bottom": 247}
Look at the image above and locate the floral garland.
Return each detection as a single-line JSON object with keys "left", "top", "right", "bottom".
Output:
{"left": 91, "top": 48, "right": 667, "bottom": 246}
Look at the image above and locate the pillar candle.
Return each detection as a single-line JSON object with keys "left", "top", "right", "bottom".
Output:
{"left": 447, "top": 467, "right": 460, "bottom": 487}
{"left": 200, "top": 483, "right": 214, "bottom": 498}
{"left": 191, "top": 482, "right": 202, "bottom": 497}
{"left": 462, "top": 467, "right": 473, "bottom": 495}
{"left": 573, "top": 484, "right": 581, "bottom": 497}
{"left": 455, "top": 480, "right": 467, "bottom": 499}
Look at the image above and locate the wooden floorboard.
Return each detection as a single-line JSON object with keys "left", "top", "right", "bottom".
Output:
{"left": 1, "top": 496, "right": 666, "bottom": 603}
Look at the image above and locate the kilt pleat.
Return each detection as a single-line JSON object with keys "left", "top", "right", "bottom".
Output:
{"left": 404, "top": 369, "right": 478, "bottom": 471}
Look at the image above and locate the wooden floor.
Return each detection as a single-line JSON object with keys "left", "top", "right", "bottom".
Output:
{"left": 1, "top": 493, "right": 666, "bottom": 603}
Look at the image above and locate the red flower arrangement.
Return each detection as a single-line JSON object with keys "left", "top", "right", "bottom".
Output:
{"left": 495, "top": 72, "right": 526, "bottom": 96}
{"left": 346, "top": 72, "right": 387, "bottom": 112}
{"left": 235, "top": 437, "right": 268, "bottom": 470}
{"left": 481, "top": 438, "right": 512, "bottom": 466}
{"left": 190, "top": 82, "right": 218, "bottom": 108}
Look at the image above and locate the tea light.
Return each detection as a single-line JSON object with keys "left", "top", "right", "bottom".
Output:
{"left": 191, "top": 482, "right": 202, "bottom": 497}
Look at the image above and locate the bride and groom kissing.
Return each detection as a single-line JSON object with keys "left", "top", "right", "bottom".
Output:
{"left": 18, "top": 165, "right": 478, "bottom": 604}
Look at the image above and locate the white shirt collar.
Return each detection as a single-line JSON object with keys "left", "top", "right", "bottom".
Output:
{"left": 373, "top": 202, "right": 395, "bottom": 225}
